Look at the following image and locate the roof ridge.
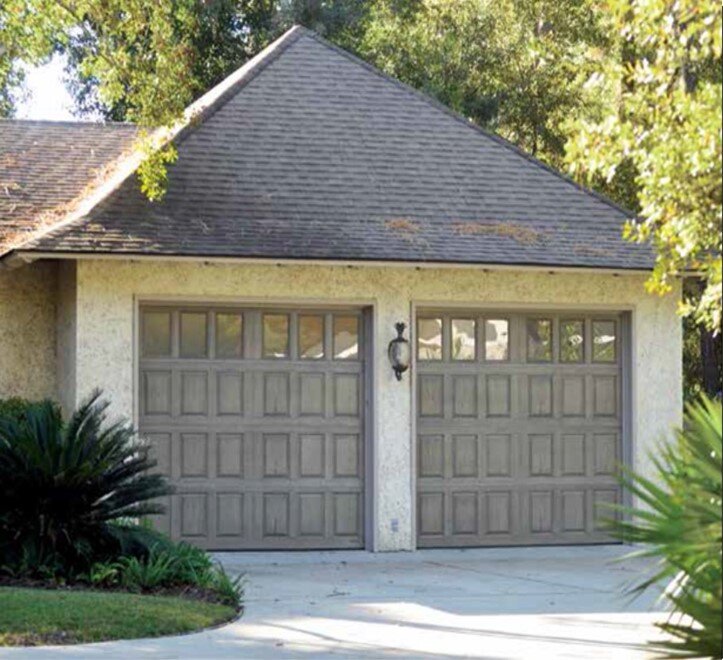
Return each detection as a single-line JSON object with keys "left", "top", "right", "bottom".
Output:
{"left": 301, "top": 29, "right": 635, "bottom": 220}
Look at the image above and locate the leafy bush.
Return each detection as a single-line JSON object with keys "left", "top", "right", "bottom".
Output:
{"left": 609, "top": 396, "right": 722, "bottom": 658}
{"left": 87, "top": 542, "right": 244, "bottom": 608}
{"left": 0, "top": 390, "right": 172, "bottom": 576}
{"left": 0, "top": 398, "right": 61, "bottom": 424}
{"left": 115, "top": 551, "right": 179, "bottom": 591}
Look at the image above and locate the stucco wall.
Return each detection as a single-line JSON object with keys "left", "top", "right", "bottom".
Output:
{"left": 0, "top": 261, "right": 57, "bottom": 401}
{"left": 72, "top": 259, "right": 683, "bottom": 551}
{"left": 56, "top": 261, "right": 77, "bottom": 415}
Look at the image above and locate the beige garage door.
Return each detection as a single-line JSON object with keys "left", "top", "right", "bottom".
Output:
{"left": 139, "top": 305, "right": 366, "bottom": 550}
{"left": 416, "top": 310, "right": 624, "bottom": 547}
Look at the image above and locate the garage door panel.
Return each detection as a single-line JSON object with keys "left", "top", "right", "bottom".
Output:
{"left": 486, "top": 375, "right": 511, "bottom": 417}
{"left": 180, "top": 433, "right": 209, "bottom": 477}
{"left": 334, "top": 374, "right": 360, "bottom": 417}
{"left": 528, "top": 375, "right": 554, "bottom": 417}
{"left": 216, "top": 371, "right": 244, "bottom": 416}
{"left": 562, "top": 376, "right": 586, "bottom": 417}
{"left": 452, "top": 435, "right": 478, "bottom": 478}
{"left": 452, "top": 375, "right": 478, "bottom": 417}
{"left": 140, "top": 305, "right": 365, "bottom": 550}
{"left": 143, "top": 370, "right": 172, "bottom": 416}
{"left": 217, "top": 433, "right": 244, "bottom": 477}
{"left": 299, "top": 373, "right": 326, "bottom": 416}
{"left": 561, "top": 434, "right": 586, "bottom": 476}
{"left": 486, "top": 491, "right": 513, "bottom": 535}
{"left": 419, "top": 435, "right": 445, "bottom": 477}
{"left": 418, "top": 310, "right": 623, "bottom": 548}
{"left": 216, "top": 492, "right": 245, "bottom": 537}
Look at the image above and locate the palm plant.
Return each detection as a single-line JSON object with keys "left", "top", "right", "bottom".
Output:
{"left": 0, "top": 390, "right": 172, "bottom": 576}
{"left": 609, "top": 396, "right": 722, "bottom": 659}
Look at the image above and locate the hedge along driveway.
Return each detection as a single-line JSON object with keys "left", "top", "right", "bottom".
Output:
{"left": 0, "top": 587, "right": 237, "bottom": 646}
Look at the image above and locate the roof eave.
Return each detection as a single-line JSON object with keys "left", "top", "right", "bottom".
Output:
{"left": 4, "top": 248, "right": 655, "bottom": 277}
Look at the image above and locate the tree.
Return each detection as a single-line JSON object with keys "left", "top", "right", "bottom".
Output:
{"left": 62, "top": 1, "right": 279, "bottom": 122}
{"left": 0, "top": 44, "right": 23, "bottom": 118}
{"left": 359, "top": 0, "right": 612, "bottom": 170}
{"left": 0, "top": 0, "right": 204, "bottom": 198}
{"left": 0, "top": 1, "right": 371, "bottom": 194}
{"left": 565, "top": 0, "right": 722, "bottom": 333}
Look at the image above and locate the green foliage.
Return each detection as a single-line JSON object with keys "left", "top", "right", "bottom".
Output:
{"left": 206, "top": 564, "right": 245, "bottom": 608}
{"left": 359, "top": 0, "right": 612, "bottom": 168}
{"left": 608, "top": 396, "right": 722, "bottom": 658}
{"left": 0, "top": 398, "right": 59, "bottom": 424}
{"left": 1, "top": 1, "right": 372, "bottom": 195}
{"left": 87, "top": 542, "right": 244, "bottom": 608}
{"left": 0, "top": 390, "right": 172, "bottom": 575}
{"left": 683, "top": 314, "right": 722, "bottom": 402}
{"left": 0, "top": 0, "right": 201, "bottom": 197}
{"left": 566, "top": 0, "right": 723, "bottom": 332}
{"left": 114, "top": 551, "right": 180, "bottom": 591}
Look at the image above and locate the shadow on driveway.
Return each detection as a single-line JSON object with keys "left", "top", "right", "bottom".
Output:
{"left": 3, "top": 545, "right": 668, "bottom": 659}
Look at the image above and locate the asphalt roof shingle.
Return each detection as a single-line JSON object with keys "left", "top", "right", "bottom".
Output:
{"left": 8, "top": 27, "right": 653, "bottom": 270}
{"left": 0, "top": 120, "right": 136, "bottom": 254}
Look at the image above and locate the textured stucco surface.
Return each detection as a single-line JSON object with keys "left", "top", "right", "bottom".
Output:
{"left": 56, "top": 261, "right": 77, "bottom": 414}
{"left": 0, "top": 261, "right": 57, "bottom": 400}
{"left": 71, "top": 259, "right": 682, "bottom": 551}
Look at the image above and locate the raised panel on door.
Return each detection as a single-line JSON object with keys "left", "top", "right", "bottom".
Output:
{"left": 417, "top": 309, "right": 624, "bottom": 547}
{"left": 139, "top": 305, "right": 365, "bottom": 550}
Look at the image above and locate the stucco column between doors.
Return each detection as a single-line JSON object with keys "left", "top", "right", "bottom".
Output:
{"left": 372, "top": 297, "right": 414, "bottom": 551}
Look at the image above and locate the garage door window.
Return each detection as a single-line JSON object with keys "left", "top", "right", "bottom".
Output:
{"left": 299, "top": 315, "right": 325, "bottom": 359}
{"left": 180, "top": 312, "right": 208, "bottom": 358}
{"left": 527, "top": 318, "right": 553, "bottom": 362}
{"left": 484, "top": 319, "right": 509, "bottom": 361}
{"left": 452, "top": 319, "right": 475, "bottom": 361}
{"left": 215, "top": 313, "right": 243, "bottom": 358}
{"left": 593, "top": 320, "right": 617, "bottom": 362}
{"left": 263, "top": 314, "right": 289, "bottom": 358}
{"left": 333, "top": 316, "right": 359, "bottom": 360}
{"left": 560, "top": 320, "right": 584, "bottom": 363}
{"left": 418, "top": 318, "right": 442, "bottom": 360}
{"left": 142, "top": 310, "right": 172, "bottom": 357}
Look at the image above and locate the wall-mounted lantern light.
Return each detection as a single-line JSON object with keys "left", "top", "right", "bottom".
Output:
{"left": 388, "top": 322, "right": 411, "bottom": 381}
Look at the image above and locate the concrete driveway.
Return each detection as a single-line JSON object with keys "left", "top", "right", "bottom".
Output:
{"left": 2, "top": 545, "right": 668, "bottom": 659}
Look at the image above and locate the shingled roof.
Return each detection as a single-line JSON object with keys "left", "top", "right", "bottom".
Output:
{"left": 0, "top": 120, "right": 136, "bottom": 254}
{"left": 5, "top": 26, "right": 653, "bottom": 270}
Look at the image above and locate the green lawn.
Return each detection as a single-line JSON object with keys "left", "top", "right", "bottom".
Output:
{"left": 0, "top": 587, "right": 237, "bottom": 646}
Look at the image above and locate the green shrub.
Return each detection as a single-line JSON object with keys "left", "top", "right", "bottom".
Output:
{"left": 207, "top": 564, "right": 245, "bottom": 608}
{"left": 87, "top": 542, "right": 244, "bottom": 608}
{"left": 0, "top": 390, "right": 172, "bottom": 576}
{"left": 0, "top": 398, "right": 60, "bottom": 424}
{"left": 115, "top": 551, "right": 179, "bottom": 591}
{"left": 609, "top": 396, "right": 722, "bottom": 658}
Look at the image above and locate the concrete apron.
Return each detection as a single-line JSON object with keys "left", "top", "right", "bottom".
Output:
{"left": 3, "top": 545, "right": 669, "bottom": 659}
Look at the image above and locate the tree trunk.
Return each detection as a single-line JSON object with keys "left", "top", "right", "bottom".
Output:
{"left": 700, "top": 329, "right": 722, "bottom": 398}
